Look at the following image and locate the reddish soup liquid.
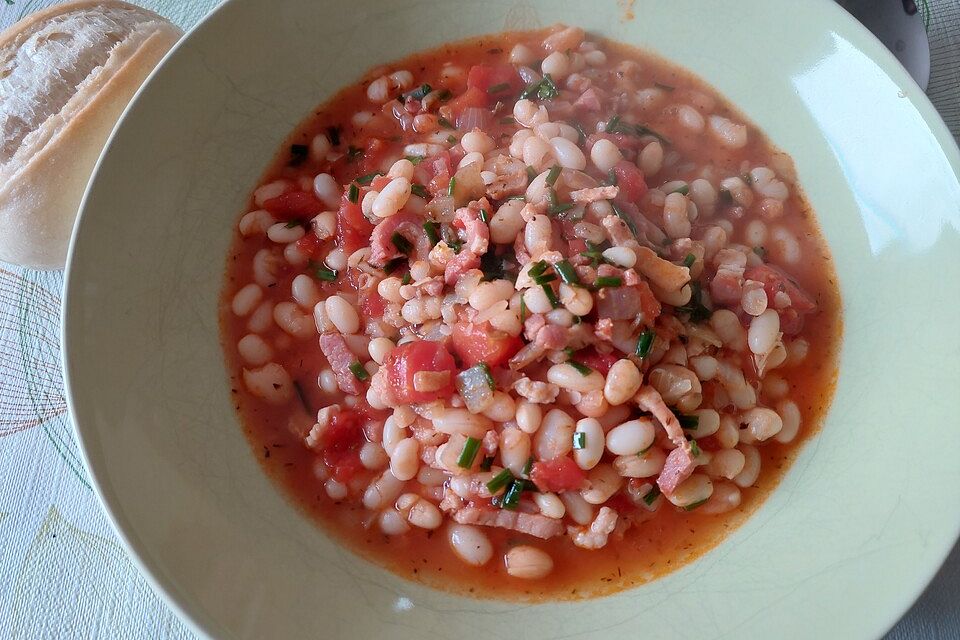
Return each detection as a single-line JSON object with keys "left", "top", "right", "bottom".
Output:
{"left": 221, "top": 28, "right": 841, "bottom": 599}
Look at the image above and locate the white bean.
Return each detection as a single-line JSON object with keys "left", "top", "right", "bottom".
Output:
{"left": 534, "top": 409, "right": 575, "bottom": 460}
{"left": 613, "top": 447, "right": 666, "bottom": 478}
{"left": 547, "top": 363, "right": 605, "bottom": 393}
{"left": 381, "top": 416, "right": 407, "bottom": 456}
{"left": 378, "top": 509, "right": 410, "bottom": 535}
{"left": 581, "top": 464, "right": 622, "bottom": 504}
{"left": 231, "top": 284, "right": 262, "bottom": 316}
{"left": 666, "top": 473, "right": 713, "bottom": 508}
{"left": 733, "top": 445, "right": 761, "bottom": 487}
{"left": 448, "top": 524, "right": 493, "bottom": 566}
{"left": 699, "top": 482, "right": 742, "bottom": 515}
{"left": 387, "top": 158, "right": 415, "bottom": 180}
{"left": 710, "top": 309, "right": 747, "bottom": 351}
{"left": 291, "top": 274, "right": 321, "bottom": 310}
{"left": 482, "top": 391, "right": 516, "bottom": 422}
{"left": 541, "top": 51, "right": 571, "bottom": 79}
{"left": 312, "top": 173, "right": 341, "bottom": 208}
{"left": 639, "top": 141, "right": 664, "bottom": 176}
{"left": 549, "top": 137, "right": 586, "bottom": 170}
{"left": 663, "top": 192, "right": 691, "bottom": 239}
{"left": 389, "top": 437, "right": 420, "bottom": 481}
{"left": 469, "top": 280, "right": 515, "bottom": 311}
{"left": 324, "top": 479, "right": 347, "bottom": 500}
{"left": 533, "top": 492, "right": 566, "bottom": 519}
{"left": 239, "top": 210, "right": 275, "bottom": 236}
{"left": 490, "top": 199, "right": 526, "bottom": 244}
{"left": 677, "top": 105, "right": 705, "bottom": 132}
{"left": 603, "top": 359, "right": 642, "bottom": 406}
{"left": 704, "top": 449, "right": 746, "bottom": 480}
{"left": 709, "top": 115, "right": 748, "bottom": 148}
{"left": 363, "top": 469, "right": 406, "bottom": 510}
{"left": 516, "top": 400, "right": 543, "bottom": 434}
{"left": 601, "top": 246, "right": 636, "bottom": 269}
{"left": 590, "top": 138, "right": 622, "bottom": 173}
{"left": 500, "top": 428, "right": 532, "bottom": 477}
{"left": 573, "top": 418, "right": 605, "bottom": 470}
{"left": 242, "top": 363, "right": 293, "bottom": 404}
{"left": 267, "top": 221, "right": 305, "bottom": 244}
{"left": 560, "top": 491, "right": 595, "bottom": 525}
{"left": 748, "top": 309, "right": 780, "bottom": 355}
{"left": 274, "top": 302, "right": 315, "bottom": 339}
{"left": 237, "top": 334, "right": 273, "bottom": 366}
{"left": 741, "top": 406, "right": 783, "bottom": 441}
{"left": 504, "top": 545, "right": 553, "bottom": 579}
{"left": 513, "top": 99, "right": 549, "bottom": 127}
{"left": 605, "top": 418, "right": 656, "bottom": 456}
{"left": 510, "top": 44, "right": 535, "bottom": 65}
{"left": 559, "top": 283, "right": 593, "bottom": 316}
{"left": 325, "top": 295, "right": 361, "bottom": 334}
{"left": 254, "top": 180, "right": 287, "bottom": 206}
{"left": 431, "top": 408, "right": 491, "bottom": 439}
{"left": 372, "top": 177, "right": 412, "bottom": 218}
{"left": 774, "top": 400, "right": 802, "bottom": 443}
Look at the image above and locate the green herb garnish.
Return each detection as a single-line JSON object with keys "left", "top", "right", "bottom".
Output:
{"left": 423, "top": 221, "right": 439, "bottom": 245}
{"left": 284, "top": 220, "right": 301, "bottom": 229}
{"left": 499, "top": 116, "right": 517, "bottom": 125}
{"left": 593, "top": 276, "right": 622, "bottom": 288}
{"left": 288, "top": 144, "right": 309, "bottom": 166}
{"left": 410, "top": 183, "right": 429, "bottom": 199}
{"left": 438, "top": 116, "right": 455, "bottom": 129}
{"left": 347, "top": 145, "right": 362, "bottom": 160}
{"left": 487, "top": 82, "right": 511, "bottom": 94}
{"left": 479, "top": 208, "right": 490, "bottom": 223}
{"left": 407, "top": 83, "right": 432, "bottom": 100}
{"left": 479, "top": 456, "right": 495, "bottom": 472}
{"left": 355, "top": 172, "right": 380, "bottom": 185}
{"left": 326, "top": 126, "right": 341, "bottom": 147}
{"left": 308, "top": 261, "right": 338, "bottom": 282}
{"left": 447, "top": 177, "right": 457, "bottom": 196}
{"left": 684, "top": 498, "right": 709, "bottom": 511}
{"left": 554, "top": 260, "right": 579, "bottom": 285}
{"left": 683, "top": 253, "right": 696, "bottom": 268}
{"left": 572, "top": 432, "right": 587, "bottom": 449}
{"left": 391, "top": 232, "right": 412, "bottom": 254}
{"left": 486, "top": 468, "right": 514, "bottom": 494}
{"left": 383, "top": 257, "right": 406, "bottom": 274}
{"left": 568, "top": 361, "right": 592, "bottom": 376}
{"left": 457, "top": 436, "right": 481, "bottom": 468}
{"left": 349, "top": 361, "right": 370, "bottom": 381}
{"left": 643, "top": 485, "right": 662, "bottom": 505}
{"left": 546, "top": 165, "right": 562, "bottom": 186}
{"left": 542, "top": 284, "right": 560, "bottom": 308}
{"left": 347, "top": 183, "right": 360, "bottom": 203}
{"left": 405, "top": 155, "right": 424, "bottom": 165}
{"left": 500, "top": 481, "right": 523, "bottom": 510}
{"left": 635, "top": 329, "right": 655, "bottom": 358}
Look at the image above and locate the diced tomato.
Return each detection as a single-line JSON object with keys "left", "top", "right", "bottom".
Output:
{"left": 743, "top": 264, "right": 817, "bottom": 314}
{"left": 362, "top": 138, "right": 390, "bottom": 173}
{"left": 574, "top": 348, "right": 619, "bottom": 376}
{"left": 447, "top": 86, "right": 487, "bottom": 117}
{"left": 466, "top": 63, "right": 523, "bottom": 96}
{"left": 319, "top": 409, "right": 367, "bottom": 482}
{"left": 370, "top": 175, "right": 392, "bottom": 191}
{"left": 612, "top": 160, "right": 648, "bottom": 202}
{"left": 262, "top": 190, "right": 323, "bottom": 221}
{"left": 336, "top": 193, "right": 374, "bottom": 255}
{"left": 530, "top": 456, "right": 587, "bottom": 493}
{"left": 635, "top": 280, "right": 662, "bottom": 323}
{"left": 604, "top": 493, "right": 638, "bottom": 514}
{"left": 295, "top": 232, "right": 324, "bottom": 259}
{"left": 383, "top": 340, "right": 458, "bottom": 404}
{"left": 451, "top": 321, "right": 523, "bottom": 368}
{"left": 360, "top": 290, "right": 387, "bottom": 318}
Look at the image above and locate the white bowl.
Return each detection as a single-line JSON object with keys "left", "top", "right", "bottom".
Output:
{"left": 63, "top": 0, "right": 960, "bottom": 638}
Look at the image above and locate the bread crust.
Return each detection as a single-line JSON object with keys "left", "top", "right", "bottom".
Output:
{"left": 0, "top": 1, "right": 182, "bottom": 269}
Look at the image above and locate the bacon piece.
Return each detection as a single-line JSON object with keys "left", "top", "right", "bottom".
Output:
{"left": 454, "top": 201, "right": 490, "bottom": 255}
{"left": 443, "top": 250, "right": 481, "bottom": 284}
{"left": 710, "top": 248, "right": 747, "bottom": 305}
{"left": 319, "top": 334, "right": 363, "bottom": 395}
{"left": 634, "top": 246, "right": 691, "bottom": 292}
{"left": 368, "top": 213, "right": 430, "bottom": 267}
{"left": 535, "top": 324, "right": 569, "bottom": 350}
{"left": 452, "top": 507, "right": 564, "bottom": 539}
{"left": 573, "top": 87, "right": 603, "bottom": 112}
{"left": 570, "top": 185, "right": 619, "bottom": 204}
{"left": 568, "top": 506, "right": 618, "bottom": 549}
{"left": 658, "top": 446, "right": 697, "bottom": 494}
{"left": 635, "top": 386, "right": 698, "bottom": 494}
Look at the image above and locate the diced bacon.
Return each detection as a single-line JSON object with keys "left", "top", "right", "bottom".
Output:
{"left": 570, "top": 185, "right": 619, "bottom": 204}
{"left": 601, "top": 214, "right": 640, "bottom": 247}
{"left": 573, "top": 87, "right": 603, "bottom": 112}
{"left": 439, "top": 487, "right": 464, "bottom": 513}
{"left": 319, "top": 333, "right": 362, "bottom": 395}
{"left": 657, "top": 446, "right": 697, "bottom": 494}
{"left": 511, "top": 376, "right": 559, "bottom": 403}
{"left": 633, "top": 246, "right": 691, "bottom": 293}
{"left": 482, "top": 430, "right": 499, "bottom": 456}
{"left": 369, "top": 213, "right": 430, "bottom": 267}
{"left": 635, "top": 385, "right": 685, "bottom": 447}
{"left": 535, "top": 324, "right": 569, "bottom": 350}
{"left": 452, "top": 507, "right": 565, "bottom": 539}
{"left": 710, "top": 249, "right": 747, "bottom": 305}
{"left": 744, "top": 263, "right": 817, "bottom": 314}
{"left": 444, "top": 250, "right": 481, "bottom": 284}
{"left": 523, "top": 313, "right": 546, "bottom": 341}
{"left": 486, "top": 155, "right": 528, "bottom": 200}
{"left": 508, "top": 342, "right": 547, "bottom": 371}
{"left": 597, "top": 286, "right": 643, "bottom": 321}
{"left": 568, "top": 506, "right": 618, "bottom": 549}
{"left": 454, "top": 201, "right": 490, "bottom": 255}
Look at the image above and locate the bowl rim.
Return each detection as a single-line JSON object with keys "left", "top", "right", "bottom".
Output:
{"left": 61, "top": 0, "right": 960, "bottom": 638}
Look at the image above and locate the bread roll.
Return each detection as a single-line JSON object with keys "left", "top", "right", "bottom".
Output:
{"left": 0, "top": 1, "right": 182, "bottom": 269}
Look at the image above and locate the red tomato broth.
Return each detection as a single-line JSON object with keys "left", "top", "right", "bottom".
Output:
{"left": 220, "top": 27, "right": 842, "bottom": 600}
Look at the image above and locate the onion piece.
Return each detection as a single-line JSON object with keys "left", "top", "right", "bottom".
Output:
{"left": 456, "top": 364, "right": 495, "bottom": 414}
{"left": 451, "top": 161, "right": 486, "bottom": 206}
{"left": 457, "top": 107, "right": 491, "bottom": 132}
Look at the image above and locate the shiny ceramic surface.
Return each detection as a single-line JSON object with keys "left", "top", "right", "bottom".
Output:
{"left": 63, "top": 0, "right": 960, "bottom": 638}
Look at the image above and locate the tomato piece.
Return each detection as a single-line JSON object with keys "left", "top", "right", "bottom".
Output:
{"left": 635, "top": 280, "right": 662, "bottom": 323}
{"left": 447, "top": 86, "right": 487, "bottom": 116}
{"left": 574, "top": 348, "right": 619, "bottom": 376}
{"left": 360, "top": 290, "right": 387, "bottom": 318}
{"left": 362, "top": 138, "right": 391, "bottom": 173}
{"left": 318, "top": 409, "right": 367, "bottom": 482}
{"left": 451, "top": 321, "right": 523, "bottom": 368}
{"left": 262, "top": 190, "right": 323, "bottom": 221}
{"left": 295, "top": 232, "right": 324, "bottom": 259}
{"left": 466, "top": 64, "right": 522, "bottom": 95}
{"left": 336, "top": 193, "right": 374, "bottom": 255}
{"left": 743, "top": 264, "right": 817, "bottom": 314}
{"left": 612, "top": 160, "right": 649, "bottom": 202}
{"left": 530, "top": 456, "right": 587, "bottom": 493}
{"left": 383, "top": 340, "right": 458, "bottom": 404}
{"left": 603, "top": 493, "right": 637, "bottom": 514}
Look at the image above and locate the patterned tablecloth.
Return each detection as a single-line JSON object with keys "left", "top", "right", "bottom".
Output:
{"left": 0, "top": 1, "right": 957, "bottom": 638}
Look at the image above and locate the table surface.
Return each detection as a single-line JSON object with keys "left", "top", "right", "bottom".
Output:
{"left": 1, "top": 1, "right": 958, "bottom": 638}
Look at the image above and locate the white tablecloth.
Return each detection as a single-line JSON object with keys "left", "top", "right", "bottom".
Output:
{"left": 0, "top": 1, "right": 957, "bottom": 637}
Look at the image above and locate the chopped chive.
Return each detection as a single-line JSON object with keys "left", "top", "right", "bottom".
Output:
{"left": 678, "top": 414, "right": 700, "bottom": 430}
{"left": 284, "top": 220, "right": 301, "bottom": 228}
{"left": 676, "top": 281, "right": 712, "bottom": 323}
{"left": 568, "top": 361, "right": 592, "bottom": 376}
{"left": 499, "top": 116, "right": 517, "bottom": 125}
{"left": 603, "top": 168, "right": 618, "bottom": 186}
{"left": 520, "top": 81, "right": 540, "bottom": 100}
{"left": 545, "top": 165, "right": 562, "bottom": 186}
{"left": 643, "top": 485, "right": 662, "bottom": 505}
{"left": 407, "top": 83, "right": 432, "bottom": 100}
{"left": 522, "top": 456, "right": 534, "bottom": 477}
{"left": 741, "top": 172, "right": 753, "bottom": 184}
{"left": 753, "top": 246, "right": 767, "bottom": 259}
{"left": 326, "top": 126, "right": 341, "bottom": 146}
{"left": 563, "top": 347, "right": 575, "bottom": 359}
{"left": 486, "top": 468, "right": 514, "bottom": 494}
{"left": 528, "top": 260, "right": 548, "bottom": 278}
{"left": 542, "top": 284, "right": 560, "bottom": 308}
{"left": 570, "top": 120, "right": 587, "bottom": 145}
{"left": 635, "top": 329, "right": 655, "bottom": 358}
{"left": 479, "top": 456, "right": 495, "bottom": 472}
{"left": 308, "top": 261, "right": 338, "bottom": 282}
{"left": 436, "top": 89, "right": 452, "bottom": 101}
{"left": 391, "top": 232, "right": 413, "bottom": 254}
{"left": 447, "top": 134, "right": 458, "bottom": 144}
{"left": 593, "top": 276, "right": 623, "bottom": 288}
{"left": 684, "top": 498, "right": 709, "bottom": 511}
{"left": 423, "top": 221, "right": 439, "bottom": 245}
{"left": 383, "top": 257, "right": 406, "bottom": 274}
{"left": 689, "top": 439, "right": 702, "bottom": 457}
{"left": 405, "top": 155, "right": 424, "bottom": 165}
{"left": 410, "top": 183, "right": 429, "bottom": 199}
{"left": 477, "top": 362, "right": 495, "bottom": 389}
{"left": 500, "top": 481, "right": 523, "bottom": 510}
{"left": 533, "top": 272, "right": 557, "bottom": 285}
{"left": 457, "top": 436, "right": 482, "bottom": 468}
{"left": 634, "top": 124, "right": 671, "bottom": 145}
{"left": 554, "top": 260, "right": 579, "bottom": 285}
{"left": 447, "top": 176, "right": 457, "bottom": 196}
{"left": 401, "top": 272, "right": 412, "bottom": 285}
{"left": 349, "top": 361, "right": 370, "bottom": 381}
{"left": 347, "top": 145, "right": 362, "bottom": 160}
{"left": 438, "top": 116, "right": 455, "bottom": 129}
{"left": 526, "top": 165, "right": 538, "bottom": 183}
{"left": 572, "top": 432, "right": 587, "bottom": 449}
{"left": 538, "top": 74, "right": 559, "bottom": 100}
{"left": 519, "top": 296, "right": 527, "bottom": 322}
{"left": 683, "top": 253, "right": 696, "bottom": 268}
{"left": 292, "top": 380, "right": 313, "bottom": 415}
{"left": 347, "top": 183, "right": 360, "bottom": 203}
{"left": 355, "top": 172, "right": 380, "bottom": 185}
{"left": 289, "top": 144, "right": 309, "bottom": 165}
{"left": 487, "top": 82, "right": 511, "bottom": 94}
{"left": 579, "top": 242, "right": 606, "bottom": 268}
{"left": 611, "top": 202, "right": 639, "bottom": 237}
{"left": 604, "top": 115, "right": 622, "bottom": 133}
{"left": 638, "top": 443, "right": 652, "bottom": 456}
{"left": 479, "top": 208, "right": 490, "bottom": 223}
